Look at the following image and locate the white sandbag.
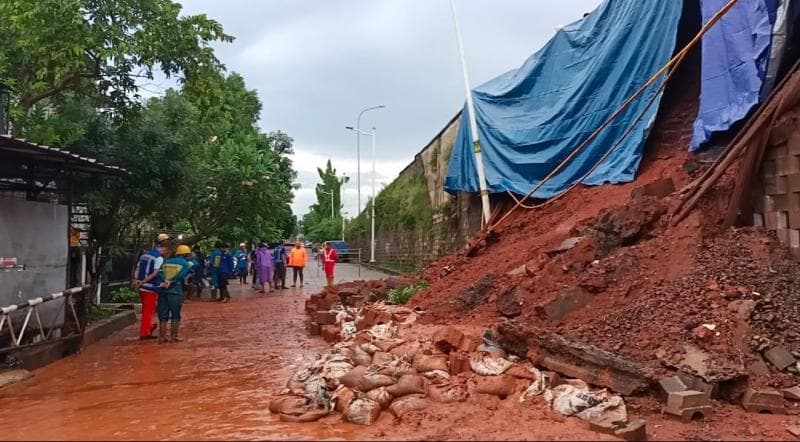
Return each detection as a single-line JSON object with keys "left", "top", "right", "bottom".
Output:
{"left": 413, "top": 354, "right": 448, "bottom": 372}
{"left": 469, "top": 353, "right": 513, "bottom": 376}
{"left": 421, "top": 370, "right": 450, "bottom": 380}
{"left": 351, "top": 346, "right": 373, "bottom": 367}
{"left": 386, "top": 374, "right": 427, "bottom": 397}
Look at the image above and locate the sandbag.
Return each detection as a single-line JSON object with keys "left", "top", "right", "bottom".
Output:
{"left": 374, "top": 338, "right": 405, "bottom": 353}
{"left": 361, "top": 373, "right": 395, "bottom": 391}
{"left": 269, "top": 395, "right": 309, "bottom": 415}
{"left": 389, "top": 394, "right": 428, "bottom": 419}
{"left": 421, "top": 370, "right": 450, "bottom": 380}
{"left": 471, "top": 375, "right": 517, "bottom": 399}
{"left": 333, "top": 386, "right": 355, "bottom": 413}
{"left": 414, "top": 354, "right": 448, "bottom": 372}
{"left": 545, "top": 384, "right": 627, "bottom": 423}
{"left": 428, "top": 380, "right": 468, "bottom": 403}
{"left": 470, "top": 353, "right": 513, "bottom": 376}
{"left": 386, "top": 374, "right": 427, "bottom": 397}
{"left": 372, "top": 351, "right": 394, "bottom": 365}
{"left": 477, "top": 343, "right": 507, "bottom": 359}
{"left": 377, "top": 358, "right": 417, "bottom": 378}
{"left": 352, "top": 346, "right": 373, "bottom": 367}
{"left": 360, "top": 343, "right": 381, "bottom": 355}
{"left": 321, "top": 359, "right": 354, "bottom": 382}
{"left": 279, "top": 407, "right": 330, "bottom": 423}
{"left": 339, "top": 366, "right": 368, "bottom": 390}
{"left": 345, "top": 398, "right": 382, "bottom": 425}
{"left": 366, "top": 386, "right": 394, "bottom": 409}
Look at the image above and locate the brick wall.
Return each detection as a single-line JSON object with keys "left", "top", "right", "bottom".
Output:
{"left": 753, "top": 107, "right": 800, "bottom": 258}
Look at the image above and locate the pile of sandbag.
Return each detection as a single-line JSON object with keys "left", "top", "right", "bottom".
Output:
{"left": 272, "top": 321, "right": 632, "bottom": 429}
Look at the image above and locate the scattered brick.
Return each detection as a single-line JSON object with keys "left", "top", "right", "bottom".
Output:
{"left": 433, "top": 327, "right": 464, "bottom": 354}
{"left": 314, "top": 310, "right": 338, "bottom": 325}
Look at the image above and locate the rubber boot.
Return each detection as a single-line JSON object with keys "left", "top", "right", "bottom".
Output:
{"left": 170, "top": 320, "right": 183, "bottom": 342}
{"left": 158, "top": 321, "right": 169, "bottom": 344}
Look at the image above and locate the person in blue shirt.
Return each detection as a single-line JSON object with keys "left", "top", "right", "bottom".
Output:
{"left": 234, "top": 243, "right": 249, "bottom": 285}
{"left": 157, "top": 245, "right": 194, "bottom": 343}
{"left": 207, "top": 242, "right": 222, "bottom": 300}
{"left": 218, "top": 244, "right": 234, "bottom": 303}
{"left": 272, "top": 240, "right": 289, "bottom": 290}
{"left": 188, "top": 246, "right": 205, "bottom": 299}
{"left": 131, "top": 242, "right": 167, "bottom": 340}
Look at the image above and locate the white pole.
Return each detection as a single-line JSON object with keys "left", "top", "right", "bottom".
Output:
{"left": 341, "top": 175, "right": 346, "bottom": 241}
{"left": 79, "top": 249, "right": 86, "bottom": 286}
{"left": 355, "top": 117, "right": 361, "bottom": 214}
{"left": 370, "top": 128, "right": 377, "bottom": 263}
{"left": 449, "top": 0, "right": 492, "bottom": 225}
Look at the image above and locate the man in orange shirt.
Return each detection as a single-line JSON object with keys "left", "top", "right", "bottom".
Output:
{"left": 288, "top": 241, "right": 307, "bottom": 287}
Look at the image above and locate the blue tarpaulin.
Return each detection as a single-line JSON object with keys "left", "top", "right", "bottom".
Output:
{"left": 444, "top": 0, "right": 684, "bottom": 198}
{"left": 690, "top": 0, "right": 778, "bottom": 150}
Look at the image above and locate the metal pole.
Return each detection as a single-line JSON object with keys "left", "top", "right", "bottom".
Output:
{"left": 79, "top": 249, "right": 86, "bottom": 286}
{"left": 356, "top": 105, "right": 385, "bottom": 215}
{"left": 449, "top": 0, "right": 492, "bottom": 225}
{"left": 370, "top": 128, "right": 377, "bottom": 263}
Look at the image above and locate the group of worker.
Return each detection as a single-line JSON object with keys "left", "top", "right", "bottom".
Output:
{"left": 131, "top": 234, "right": 341, "bottom": 344}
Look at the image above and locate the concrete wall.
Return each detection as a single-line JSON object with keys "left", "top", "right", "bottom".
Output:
{"left": 0, "top": 198, "right": 68, "bottom": 326}
{"left": 349, "top": 113, "right": 484, "bottom": 270}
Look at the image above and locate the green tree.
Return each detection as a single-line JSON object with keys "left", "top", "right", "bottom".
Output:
{"left": 301, "top": 160, "right": 347, "bottom": 241}
{"left": 0, "top": 0, "right": 232, "bottom": 130}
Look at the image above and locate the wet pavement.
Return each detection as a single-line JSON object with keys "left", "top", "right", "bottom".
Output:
{"left": 0, "top": 263, "right": 389, "bottom": 441}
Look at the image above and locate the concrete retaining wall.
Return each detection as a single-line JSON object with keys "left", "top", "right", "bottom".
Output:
{"left": 349, "top": 113, "right": 483, "bottom": 271}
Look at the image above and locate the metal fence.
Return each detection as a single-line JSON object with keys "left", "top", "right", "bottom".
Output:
{"left": 0, "top": 286, "right": 87, "bottom": 355}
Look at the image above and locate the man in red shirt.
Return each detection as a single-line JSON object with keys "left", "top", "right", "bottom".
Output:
{"left": 322, "top": 241, "right": 338, "bottom": 287}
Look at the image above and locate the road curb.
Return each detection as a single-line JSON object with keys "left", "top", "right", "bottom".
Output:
{"left": 83, "top": 310, "right": 137, "bottom": 347}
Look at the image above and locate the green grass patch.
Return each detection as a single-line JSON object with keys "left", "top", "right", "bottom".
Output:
{"left": 110, "top": 286, "right": 140, "bottom": 303}
{"left": 388, "top": 280, "right": 429, "bottom": 305}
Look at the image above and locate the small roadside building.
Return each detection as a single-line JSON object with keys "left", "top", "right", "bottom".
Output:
{"left": 0, "top": 134, "right": 124, "bottom": 352}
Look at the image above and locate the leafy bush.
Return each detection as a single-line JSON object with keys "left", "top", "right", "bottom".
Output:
{"left": 388, "top": 280, "right": 429, "bottom": 305}
{"left": 110, "top": 286, "right": 140, "bottom": 303}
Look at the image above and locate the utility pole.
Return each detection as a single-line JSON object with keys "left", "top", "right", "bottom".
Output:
{"left": 449, "top": 0, "right": 492, "bottom": 225}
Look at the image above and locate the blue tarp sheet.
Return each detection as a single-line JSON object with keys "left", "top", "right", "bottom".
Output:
{"left": 444, "top": 0, "right": 684, "bottom": 198}
{"left": 690, "top": 0, "right": 778, "bottom": 150}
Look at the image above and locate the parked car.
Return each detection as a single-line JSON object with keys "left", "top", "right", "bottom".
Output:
{"left": 328, "top": 241, "right": 351, "bottom": 262}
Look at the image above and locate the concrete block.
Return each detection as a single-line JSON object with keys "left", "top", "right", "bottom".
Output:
{"left": 765, "top": 346, "right": 795, "bottom": 371}
{"left": 588, "top": 419, "right": 619, "bottom": 436}
{"left": 433, "top": 327, "right": 464, "bottom": 354}
{"left": 658, "top": 376, "right": 688, "bottom": 400}
{"left": 664, "top": 390, "right": 712, "bottom": 422}
{"left": 314, "top": 310, "right": 338, "bottom": 326}
{"left": 742, "top": 389, "right": 786, "bottom": 414}
{"left": 676, "top": 373, "right": 719, "bottom": 398}
{"left": 781, "top": 386, "right": 800, "bottom": 401}
{"left": 615, "top": 420, "right": 647, "bottom": 441}
{"left": 539, "top": 356, "right": 647, "bottom": 395}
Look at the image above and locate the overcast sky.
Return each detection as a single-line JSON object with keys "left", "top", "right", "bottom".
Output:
{"left": 171, "top": 0, "right": 601, "bottom": 218}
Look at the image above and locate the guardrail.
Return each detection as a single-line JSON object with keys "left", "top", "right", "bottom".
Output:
{"left": 0, "top": 286, "right": 87, "bottom": 354}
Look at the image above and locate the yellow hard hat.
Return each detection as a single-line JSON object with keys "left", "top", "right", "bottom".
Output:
{"left": 175, "top": 245, "right": 192, "bottom": 256}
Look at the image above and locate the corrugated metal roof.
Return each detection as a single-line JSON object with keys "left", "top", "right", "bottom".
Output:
{"left": 0, "top": 134, "right": 127, "bottom": 175}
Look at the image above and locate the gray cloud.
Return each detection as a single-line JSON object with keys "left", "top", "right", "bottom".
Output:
{"left": 177, "top": 0, "right": 601, "bottom": 217}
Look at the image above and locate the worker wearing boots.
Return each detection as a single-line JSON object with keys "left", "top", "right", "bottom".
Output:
{"left": 157, "top": 245, "right": 193, "bottom": 343}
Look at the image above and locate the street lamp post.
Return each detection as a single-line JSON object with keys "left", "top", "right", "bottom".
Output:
{"left": 346, "top": 125, "right": 378, "bottom": 263}
{"left": 449, "top": 0, "right": 492, "bottom": 225}
{"left": 340, "top": 174, "right": 348, "bottom": 241}
{"left": 355, "top": 105, "right": 385, "bottom": 214}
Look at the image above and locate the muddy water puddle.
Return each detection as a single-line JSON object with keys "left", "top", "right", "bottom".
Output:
{"left": 0, "top": 278, "right": 372, "bottom": 441}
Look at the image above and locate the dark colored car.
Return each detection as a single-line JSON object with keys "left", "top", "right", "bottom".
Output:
{"left": 328, "top": 241, "right": 351, "bottom": 262}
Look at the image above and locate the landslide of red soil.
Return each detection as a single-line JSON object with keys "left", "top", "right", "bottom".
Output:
{"left": 410, "top": 44, "right": 800, "bottom": 392}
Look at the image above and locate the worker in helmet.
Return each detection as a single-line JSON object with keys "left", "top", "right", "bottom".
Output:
{"left": 131, "top": 240, "right": 168, "bottom": 340}
{"left": 157, "top": 245, "right": 193, "bottom": 343}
